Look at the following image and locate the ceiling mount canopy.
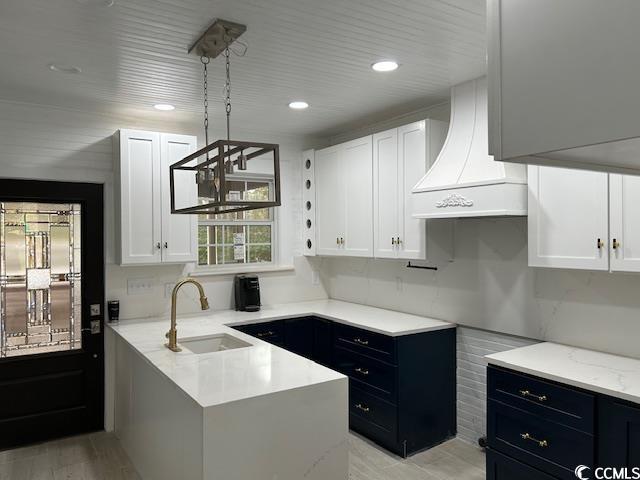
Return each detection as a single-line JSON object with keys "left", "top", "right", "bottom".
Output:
{"left": 170, "top": 18, "right": 281, "bottom": 215}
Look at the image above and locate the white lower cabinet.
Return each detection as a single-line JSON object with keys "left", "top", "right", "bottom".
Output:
{"left": 115, "top": 129, "right": 197, "bottom": 265}
{"left": 528, "top": 165, "right": 640, "bottom": 273}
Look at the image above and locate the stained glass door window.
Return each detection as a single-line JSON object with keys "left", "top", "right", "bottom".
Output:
{"left": 0, "top": 202, "right": 82, "bottom": 357}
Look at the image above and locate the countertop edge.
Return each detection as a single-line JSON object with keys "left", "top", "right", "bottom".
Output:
{"left": 486, "top": 350, "right": 640, "bottom": 405}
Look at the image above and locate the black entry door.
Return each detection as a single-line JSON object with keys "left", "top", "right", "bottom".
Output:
{"left": 0, "top": 180, "right": 104, "bottom": 449}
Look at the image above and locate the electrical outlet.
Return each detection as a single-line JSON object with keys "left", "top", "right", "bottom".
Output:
{"left": 311, "top": 270, "right": 320, "bottom": 285}
{"left": 127, "top": 278, "right": 154, "bottom": 295}
{"left": 395, "top": 276, "right": 403, "bottom": 292}
{"left": 164, "top": 283, "right": 175, "bottom": 298}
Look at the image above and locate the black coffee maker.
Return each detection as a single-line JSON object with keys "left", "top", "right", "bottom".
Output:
{"left": 234, "top": 274, "right": 261, "bottom": 312}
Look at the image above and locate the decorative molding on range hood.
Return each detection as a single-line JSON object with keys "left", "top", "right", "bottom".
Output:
{"left": 412, "top": 76, "right": 527, "bottom": 219}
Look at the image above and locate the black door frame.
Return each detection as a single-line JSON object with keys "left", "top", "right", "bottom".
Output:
{"left": 0, "top": 179, "right": 105, "bottom": 448}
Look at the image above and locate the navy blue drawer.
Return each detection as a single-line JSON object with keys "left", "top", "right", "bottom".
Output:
{"left": 488, "top": 399, "right": 594, "bottom": 478}
{"left": 349, "top": 386, "right": 397, "bottom": 450}
{"left": 333, "top": 323, "right": 395, "bottom": 364}
{"left": 233, "top": 320, "right": 284, "bottom": 346}
{"left": 488, "top": 366, "right": 595, "bottom": 433}
{"left": 334, "top": 346, "right": 397, "bottom": 403}
{"left": 487, "top": 448, "right": 560, "bottom": 480}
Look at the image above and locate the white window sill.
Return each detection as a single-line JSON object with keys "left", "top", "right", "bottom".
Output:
{"left": 189, "top": 264, "right": 295, "bottom": 277}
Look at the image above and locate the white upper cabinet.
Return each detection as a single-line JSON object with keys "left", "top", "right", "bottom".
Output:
{"left": 342, "top": 136, "right": 373, "bottom": 257}
{"left": 315, "top": 144, "right": 344, "bottom": 256}
{"left": 372, "top": 120, "right": 447, "bottom": 260}
{"left": 115, "top": 129, "right": 197, "bottom": 265}
{"left": 314, "top": 120, "right": 449, "bottom": 260}
{"left": 488, "top": 0, "right": 640, "bottom": 173}
{"left": 528, "top": 165, "right": 609, "bottom": 271}
{"left": 315, "top": 137, "right": 373, "bottom": 257}
{"left": 160, "top": 133, "right": 198, "bottom": 263}
{"left": 609, "top": 174, "right": 640, "bottom": 273}
{"left": 373, "top": 129, "right": 399, "bottom": 258}
{"left": 397, "top": 122, "right": 427, "bottom": 259}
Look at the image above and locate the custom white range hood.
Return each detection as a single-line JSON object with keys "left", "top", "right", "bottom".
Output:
{"left": 412, "top": 77, "right": 527, "bottom": 218}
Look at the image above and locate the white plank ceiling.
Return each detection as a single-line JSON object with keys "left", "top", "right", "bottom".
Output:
{"left": 0, "top": 0, "right": 486, "bottom": 137}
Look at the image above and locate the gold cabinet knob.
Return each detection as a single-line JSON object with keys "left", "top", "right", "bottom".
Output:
{"left": 613, "top": 238, "right": 621, "bottom": 250}
{"left": 597, "top": 238, "right": 605, "bottom": 249}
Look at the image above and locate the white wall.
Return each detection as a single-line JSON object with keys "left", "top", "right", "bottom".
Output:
{"left": 0, "top": 99, "right": 328, "bottom": 320}
{"left": 318, "top": 217, "right": 640, "bottom": 360}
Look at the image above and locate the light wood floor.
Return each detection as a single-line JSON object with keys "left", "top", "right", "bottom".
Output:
{"left": 0, "top": 431, "right": 485, "bottom": 480}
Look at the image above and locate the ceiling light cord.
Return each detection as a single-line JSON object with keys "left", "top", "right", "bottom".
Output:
{"left": 224, "top": 39, "right": 233, "bottom": 174}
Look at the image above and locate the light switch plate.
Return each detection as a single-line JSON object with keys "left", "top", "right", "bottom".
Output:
{"left": 127, "top": 278, "right": 154, "bottom": 295}
{"left": 90, "top": 304, "right": 101, "bottom": 316}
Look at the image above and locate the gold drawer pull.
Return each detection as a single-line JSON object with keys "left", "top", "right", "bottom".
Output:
{"left": 355, "top": 367, "right": 369, "bottom": 375}
{"left": 257, "top": 331, "right": 274, "bottom": 337}
{"left": 519, "top": 389, "right": 547, "bottom": 402}
{"left": 520, "top": 432, "right": 548, "bottom": 448}
{"left": 353, "top": 338, "right": 369, "bottom": 346}
{"left": 355, "top": 403, "right": 370, "bottom": 413}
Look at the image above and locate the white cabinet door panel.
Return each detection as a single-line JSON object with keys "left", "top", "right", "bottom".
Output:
{"left": 373, "top": 130, "right": 399, "bottom": 258}
{"left": 119, "top": 130, "right": 162, "bottom": 264}
{"left": 610, "top": 174, "right": 640, "bottom": 272}
{"left": 528, "top": 165, "right": 608, "bottom": 270}
{"left": 397, "top": 122, "right": 426, "bottom": 260}
{"left": 160, "top": 134, "right": 198, "bottom": 263}
{"left": 343, "top": 136, "right": 373, "bottom": 257}
{"left": 315, "top": 145, "right": 344, "bottom": 256}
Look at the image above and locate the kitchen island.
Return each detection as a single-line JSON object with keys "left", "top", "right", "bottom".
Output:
{"left": 108, "top": 300, "right": 455, "bottom": 478}
{"left": 109, "top": 308, "right": 349, "bottom": 480}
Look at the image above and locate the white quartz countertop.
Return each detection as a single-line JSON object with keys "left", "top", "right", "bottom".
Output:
{"left": 216, "top": 299, "right": 455, "bottom": 336}
{"left": 108, "top": 299, "right": 453, "bottom": 409}
{"left": 486, "top": 342, "right": 640, "bottom": 404}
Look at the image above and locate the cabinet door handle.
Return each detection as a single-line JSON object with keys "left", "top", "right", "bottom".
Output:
{"left": 164, "top": 242, "right": 168, "bottom": 249}
{"left": 156, "top": 242, "right": 162, "bottom": 249}
{"left": 392, "top": 237, "right": 396, "bottom": 246}
{"left": 354, "top": 403, "right": 370, "bottom": 413}
{"left": 396, "top": 237, "right": 401, "bottom": 244}
{"left": 613, "top": 238, "right": 621, "bottom": 250}
{"left": 340, "top": 237, "right": 344, "bottom": 245}
{"left": 354, "top": 367, "right": 369, "bottom": 376}
{"left": 519, "top": 389, "right": 547, "bottom": 402}
{"left": 353, "top": 337, "right": 369, "bottom": 346}
{"left": 597, "top": 238, "right": 605, "bottom": 249}
{"left": 520, "top": 432, "right": 548, "bottom": 448}
{"left": 337, "top": 237, "right": 340, "bottom": 245}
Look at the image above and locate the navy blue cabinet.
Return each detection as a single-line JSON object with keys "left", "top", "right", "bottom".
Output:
{"left": 233, "top": 317, "right": 456, "bottom": 458}
{"left": 233, "top": 320, "right": 284, "bottom": 346}
{"left": 487, "top": 366, "right": 640, "bottom": 480}
{"left": 487, "top": 448, "right": 559, "bottom": 480}
{"left": 339, "top": 326, "right": 456, "bottom": 457}
{"left": 283, "top": 317, "right": 314, "bottom": 359}
{"left": 598, "top": 396, "right": 640, "bottom": 469}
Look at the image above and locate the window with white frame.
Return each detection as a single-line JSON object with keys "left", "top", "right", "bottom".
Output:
{"left": 197, "top": 177, "right": 274, "bottom": 267}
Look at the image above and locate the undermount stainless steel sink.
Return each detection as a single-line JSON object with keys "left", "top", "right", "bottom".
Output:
{"left": 179, "top": 334, "right": 252, "bottom": 354}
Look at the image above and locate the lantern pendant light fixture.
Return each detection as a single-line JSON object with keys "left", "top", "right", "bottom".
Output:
{"left": 170, "top": 19, "right": 281, "bottom": 215}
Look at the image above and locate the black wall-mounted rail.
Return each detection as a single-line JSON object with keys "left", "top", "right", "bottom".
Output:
{"left": 406, "top": 262, "right": 438, "bottom": 271}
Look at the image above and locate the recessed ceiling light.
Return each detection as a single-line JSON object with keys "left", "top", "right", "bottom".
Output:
{"left": 47, "top": 63, "right": 82, "bottom": 74}
{"left": 153, "top": 104, "right": 175, "bottom": 111}
{"left": 372, "top": 60, "right": 399, "bottom": 72}
{"left": 289, "top": 101, "right": 309, "bottom": 110}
